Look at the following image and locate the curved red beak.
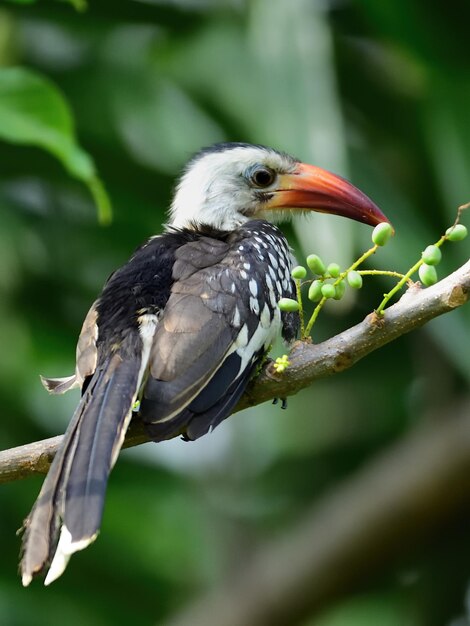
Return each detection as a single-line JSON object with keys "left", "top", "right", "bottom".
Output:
{"left": 265, "top": 162, "right": 389, "bottom": 227}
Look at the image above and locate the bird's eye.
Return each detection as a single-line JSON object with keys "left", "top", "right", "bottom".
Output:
{"left": 249, "top": 166, "right": 276, "bottom": 188}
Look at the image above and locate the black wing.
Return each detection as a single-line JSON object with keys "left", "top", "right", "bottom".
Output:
{"left": 140, "top": 223, "right": 294, "bottom": 440}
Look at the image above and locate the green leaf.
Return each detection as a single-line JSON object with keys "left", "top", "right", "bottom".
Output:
{"left": 0, "top": 67, "right": 111, "bottom": 224}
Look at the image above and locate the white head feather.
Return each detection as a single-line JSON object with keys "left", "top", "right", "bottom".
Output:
{"left": 168, "top": 144, "right": 297, "bottom": 231}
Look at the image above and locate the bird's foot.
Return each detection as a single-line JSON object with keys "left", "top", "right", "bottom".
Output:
{"left": 272, "top": 397, "right": 288, "bottom": 410}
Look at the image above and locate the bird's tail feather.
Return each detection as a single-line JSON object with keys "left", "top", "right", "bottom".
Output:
{"left": 20, "top": 352, "right": 141, "bottom": 586}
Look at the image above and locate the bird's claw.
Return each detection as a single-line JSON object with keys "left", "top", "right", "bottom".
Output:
{"left": 272, "top": 397, "right": 288, "bottom": 410}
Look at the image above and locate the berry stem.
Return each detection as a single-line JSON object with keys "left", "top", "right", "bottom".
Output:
{"left": 295, "top": 278, "right": 305, "bottom": 339}
{"left": 347, "top": 244, "right": 379, "bottom": 273}
{"left": 304, "top": 297, "right": 326, "bottom": 338}
{"left": 358, "top": 270, "right": 409, "bottom": 281}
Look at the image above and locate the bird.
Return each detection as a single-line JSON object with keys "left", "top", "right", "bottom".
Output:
{"left": 20, "top": 142, "right": 388, "bottom": 586}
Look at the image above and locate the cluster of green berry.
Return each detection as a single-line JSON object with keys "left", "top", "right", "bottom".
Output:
{"left": 419, "top": 224, "right": 467, "bottom": 286}
{"left": 278, "top": 212, "right": 467, "bottom": 341}
{"left": 278, "top": 222, "right": 394, "bottom": 338}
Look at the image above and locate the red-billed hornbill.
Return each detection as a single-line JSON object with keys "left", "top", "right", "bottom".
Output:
{"left": 20, "top": 142, "right": 388, "bottom": 586}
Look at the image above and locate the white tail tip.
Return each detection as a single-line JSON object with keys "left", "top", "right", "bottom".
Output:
{"left": 44, "top": 525, "right": 97, "bottom": 586}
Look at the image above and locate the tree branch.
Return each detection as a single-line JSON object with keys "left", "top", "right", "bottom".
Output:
{"left": 0, "top": 259, "right": 468, "bottom": 485}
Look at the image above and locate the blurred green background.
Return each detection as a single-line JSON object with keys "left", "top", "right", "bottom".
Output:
{"left": 0, "top": 1, "right": 469, "bottom": 625}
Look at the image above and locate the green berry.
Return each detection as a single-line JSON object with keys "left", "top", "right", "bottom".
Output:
{"left": 326, "top": 262, "right": 341, "bottom": 278}
{"left": 306, "top": 254, "right": 326, "bottom": 275}
{"left": 446, "top": 224, "right": 468, "bottom": 241}
{"left": 347, "top": 270, "right": 363, "bottom": 289}
{"left": 308, "top": 280, "right": 322, "bottom": 302}
{"left": 333, "top": 280, "right": 346, "bottom": 300}
{"left": 419, "top": 263, "right": 438, "bottom": 287}
{"left": 291, "top": 265, "right": 307, "bottom": 279}
{"left": 321, "top": 283, "right": 336, "bottom": 299}
{"left": 372, "top": 222, "right": 394, "bottom": 246}
{"left": 421, "top": 245, "right": 442, "bottom": 266}
{"left": 278, "top": 297, "right": 300, "bottom": 312}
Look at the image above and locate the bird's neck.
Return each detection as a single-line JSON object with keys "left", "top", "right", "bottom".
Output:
{"left": 168, "top": 207, "right": 250, "bottom": 232}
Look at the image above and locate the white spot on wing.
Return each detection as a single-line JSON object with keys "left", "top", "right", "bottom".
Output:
{"left": 232, "top": 306, "right": 241, "bottom": 327}
{"left": 249, "top": 279, "right": 258, "bottom": 297}
{"left": 137, "top": 314, "right": 158, "bottom": 390}
{"left": 235, "top": 324, "right": 249, "bottom": 348}
{"left": 250, "top": 297, "right": 260, "bottom": 315}
{"left": 260, "top": 303, "right": 271, "bottom": 328}
{"left": 268, "top": 252, "right": 278, "bottom": 269}
{"left": 235, "top": 310, "right": 281, "bottom": 375}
